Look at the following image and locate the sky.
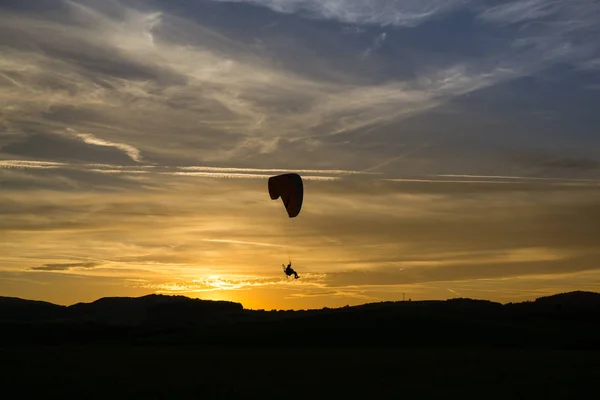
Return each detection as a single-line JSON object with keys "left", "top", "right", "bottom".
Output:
{"left": 1, "top": 0, "right": 600, "bottom": 310}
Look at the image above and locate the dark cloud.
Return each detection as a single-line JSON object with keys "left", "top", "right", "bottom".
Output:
{"left": 0, "top": 0, "right": 67, "bottom": 13}
{"left": 2, "top": 0, "right": 600, "bottom": 170}
{"left": 511, "top": 152, "right": 600, "bottom": 173}
{"left": 2, "top": 133, "right": 140, "bottom": 165}
{"left": 299, "top": 186, "right": 600, "bottom": 260}
{"left": 0, "top": 166, "right": 157, "bottom": 193}
{"left": 323, "top": 175, "right": 600, "bottom": 197}
{"left": 324, "top": 252, "right": 600, "bottom": 287}
{"left": 31, "top": 262, "right": 100, "bottom": 271}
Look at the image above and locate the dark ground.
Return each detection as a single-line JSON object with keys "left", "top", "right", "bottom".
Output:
{"left": 1, "top": 291, "right": 599, "bottom": 399}
{"left": 2, "top": 345, "right": 598, "bottom": 399}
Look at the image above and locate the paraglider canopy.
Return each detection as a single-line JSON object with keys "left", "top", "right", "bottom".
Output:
{"left": 268, "top": 173, "right": 303, "bottom": 218}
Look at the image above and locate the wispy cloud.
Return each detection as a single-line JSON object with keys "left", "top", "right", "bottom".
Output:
{"left": 361, "top": 32, "right": 387, "bottom": 58}
{"left": 67, "top": 129, "right": 142, "bottom": 163}
{"left": 0, "top": 159, "right": 367, "bottom": 181}
{"left": 138, "top": 274, "right": 326, "bottom": 293}
{"left": 477, "top": 0, "right": 560, "bottom": 25}
{"left": 8, "top": 157, "right": 597, "bottom": 188}
{"left": 476, "top": 0, "right": 600, "bottom": 69}
{"left": 579, "top": 58, "right": 600, "bottom": 71}
{"left": 285, "top": 288, "right": 379, "bottom": 303}
{"left": 212, "top": 0, "right": 471, "bottom": 27}
{"left": 323, "top": 251, "right": 600, "bottom": 287}
{"left": 0, "top": 0, "right": 545, "bottom": 167}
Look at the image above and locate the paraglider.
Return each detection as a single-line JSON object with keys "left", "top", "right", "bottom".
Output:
{"left": 283, "top": 262, "right": 299, "bottom": 279}
{"left": 268, "top": 173, "right": 303, "bottom": 278}
{"left": 268, "top": 173, "right": 303, "bottom": 218}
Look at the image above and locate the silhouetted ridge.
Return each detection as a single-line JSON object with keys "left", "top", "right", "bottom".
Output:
{"left": 534, "top": 291, "right": 600, "bottom": 308}
{"left": 0, "top": 296, "right": 66, "bottom": 322}
{"left": 2, "top": 291, "right": 599, "bottom": 349}
{"left": 67, "top": 294, "right": 243, "bottom": 325}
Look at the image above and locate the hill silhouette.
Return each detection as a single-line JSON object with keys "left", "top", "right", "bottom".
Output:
{"left": 0, "top": 294, "right": 243, "bottom": 325}
{"left": 2, "top": 291, "right": 599, "bottom": 399}
{"left": 533, "top": 290, "right": 600, "bottom": 308}
{"left": 0, "top": 296, "right": 65, "bottom": 322}
{"left": 1, "top": 291, "right": 599, "bottom": 349}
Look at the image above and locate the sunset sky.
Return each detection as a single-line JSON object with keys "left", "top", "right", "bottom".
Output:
{"left": 1, "top": 0, "right": 600, "bottom": 310}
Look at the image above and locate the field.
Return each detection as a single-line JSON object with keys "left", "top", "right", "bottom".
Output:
{"left": 2, "top": 345, "right": 597, "bottom": 399}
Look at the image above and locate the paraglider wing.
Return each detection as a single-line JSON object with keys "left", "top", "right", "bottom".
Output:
{"left": 268, "top": 173, "right": 303, "bottom": 218}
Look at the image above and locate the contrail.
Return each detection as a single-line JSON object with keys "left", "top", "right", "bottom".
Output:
{"left": 382, "top": 177, "right": 600, "bottom": 187}
{"left": 361, "top": 143, "right": 431, "bottom": 173}
{"left": 0, "top": 160, "right": 66, "bottom": 169}
{"left": 164, "top": 171, "right": 339, "bottom": 181}
{"left": 437, "top": 174, "right": 600, "bottom": 183}
{"left": 178, "top": 166, "right": 375, "bottom": 175}
{"left": 202, "top": 239, "right": 285, "bottom": 247}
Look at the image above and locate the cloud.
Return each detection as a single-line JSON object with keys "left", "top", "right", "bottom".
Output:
{"left": 323, "top": 249, "right": 600, "bottom": 287}
{"left": 31, "top": 261, "right": 101, "bottom": 271}
{"left": 285, "top": 288, "right": 379, "bottom": 302}
{"left": 361, "top": 32, "right": 387, "bottom": 58}
{"left": 137, "top": 273, "right": 326, "bottom": 293}
{"left": 2, "top": 162, "right": 600, "bottom": 306}
{"left": 0, "top": 0, "right": 542, "bottom": 168}
{"left": 0, "top": 158, "right": 370, "bottom": 183}
{"left": 579, "top": 58, "right": 600, "bottom": 71}
{"left": 211, "top": 0, "right": 471, "bottom": 27}
{"left": 510, "top": 153, "right": 600, "bottom": 172}
{"left": 477, "top": 0, "right": 560, "bottom": 25}
{"left": 476, "top": 0, "right": 600, "bottom": 68}
{"left": 67, "top": 129, "right": 141, "bottom": 163}
{"left": 132, "top": 240, "right": 600, "bottom": 303}
{"left": 1, "top": 0, "right": 597, "bottom": 180}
